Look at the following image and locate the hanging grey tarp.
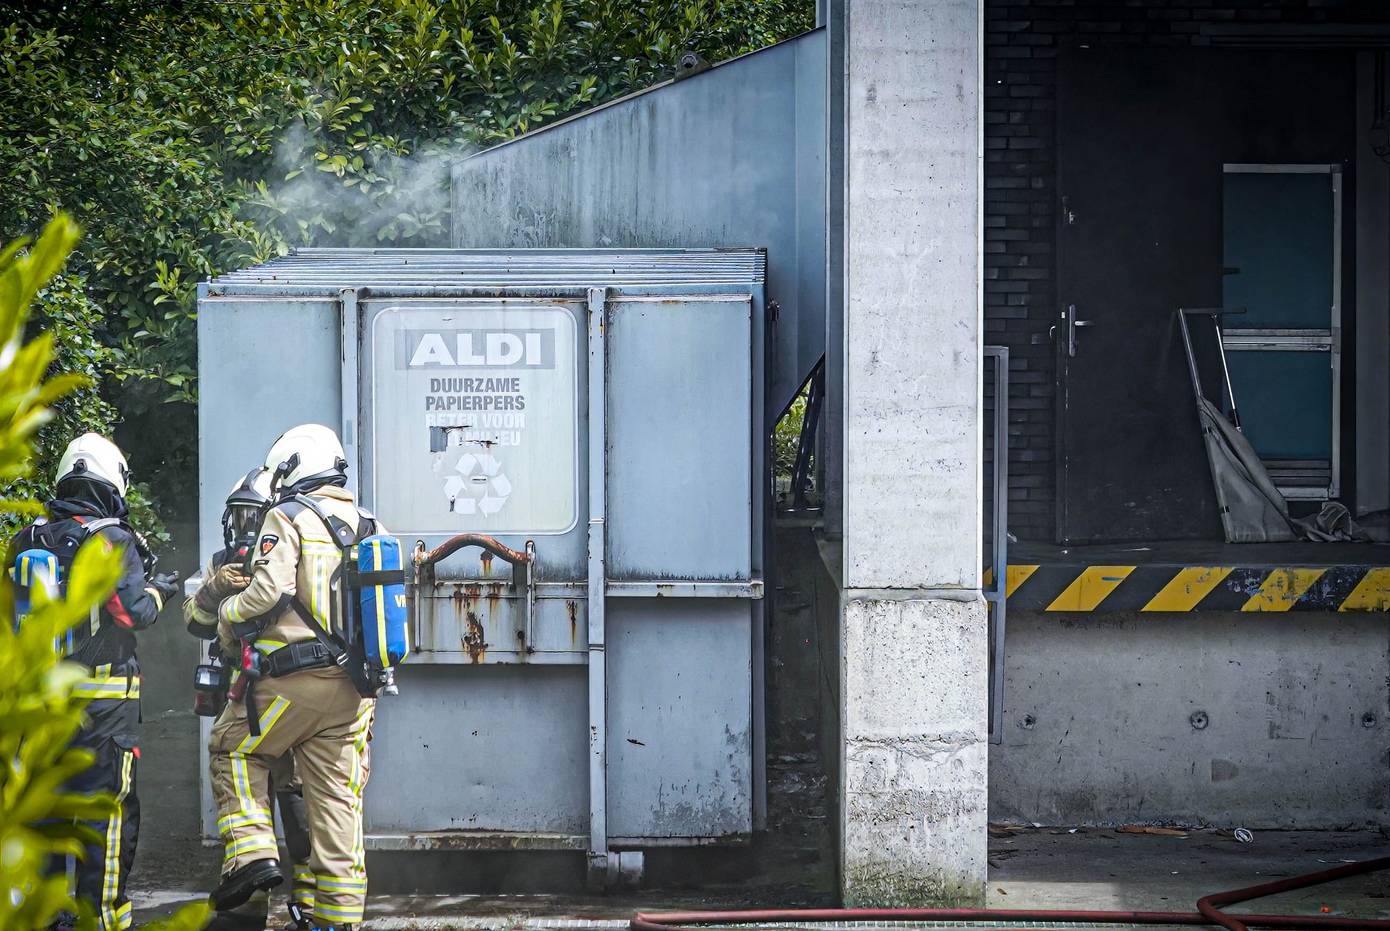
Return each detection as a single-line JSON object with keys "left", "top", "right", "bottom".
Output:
{"left": 1197, "top": 397, "right": 1296, "bottom": 543}
{"left": 1181, "top": 309, "right": 1371, "bottom": 544}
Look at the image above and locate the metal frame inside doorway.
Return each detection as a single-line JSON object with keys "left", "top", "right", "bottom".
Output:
{"left": 1221, "top": 162, "right": 1343, "bottom": 501}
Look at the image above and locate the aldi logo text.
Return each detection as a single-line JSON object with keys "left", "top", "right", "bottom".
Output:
{"left": 395, "top": 329, "right": 556, "bottom": 370}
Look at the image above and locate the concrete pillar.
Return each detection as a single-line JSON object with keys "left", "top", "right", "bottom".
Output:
{"left": 839, "top": 0, "right": 986, "bottom": 907}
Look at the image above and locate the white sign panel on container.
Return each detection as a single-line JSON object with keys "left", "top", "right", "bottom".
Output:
{"left": 371, "top": 304, "right": 578, "bottom": 535}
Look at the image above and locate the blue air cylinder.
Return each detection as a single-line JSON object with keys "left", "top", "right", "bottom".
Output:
{"left": 357, "top": 534, "right": 410, "bottom": 692}
{"left": 14, "top": 548, "right": 63, "bottom": 650}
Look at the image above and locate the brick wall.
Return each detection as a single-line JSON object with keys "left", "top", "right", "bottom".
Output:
{"left": 983, "top": 0, "right": 1386, "bottom": 541}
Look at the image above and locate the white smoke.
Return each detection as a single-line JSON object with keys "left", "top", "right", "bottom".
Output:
{"left": 247, "top": 122, "right": 473, "bottom": 248}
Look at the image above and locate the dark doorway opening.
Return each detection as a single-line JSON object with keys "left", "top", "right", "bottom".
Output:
{"left": 1055, "top": 47, "right": 1355, "bottom": 544}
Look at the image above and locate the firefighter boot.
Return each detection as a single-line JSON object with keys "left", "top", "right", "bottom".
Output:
{"left": 210, "top": 858, "right": 283, "bottom": 912}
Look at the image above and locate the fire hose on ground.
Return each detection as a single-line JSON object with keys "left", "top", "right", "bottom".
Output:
{"left": 631, "top": 855, "right": 1390, "bottom": 931}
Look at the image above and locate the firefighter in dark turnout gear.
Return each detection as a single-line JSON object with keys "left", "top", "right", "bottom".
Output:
{"left": 186, "top": 468, "right": 315, "bottom": 931}
{"left": 11, "top": 434, "right": 178, "bottom": 931}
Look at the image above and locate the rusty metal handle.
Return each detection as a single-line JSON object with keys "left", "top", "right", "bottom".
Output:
{"left": 415, "top": 533, "right": 533, "bottom": 569}
{"left": 411, "top": 535, "right": 538, "bottom": 658}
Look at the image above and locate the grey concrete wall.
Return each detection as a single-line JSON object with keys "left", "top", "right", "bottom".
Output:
{"left": 839, "top": 0, "right": 987, "bottom": 907}
{"left": 991, "top": 610, "right": 1390, "bottom": 829}
{"left": 842, "top": 599, "right": 988, "bottom": 903}
{"left": 450, "top": 32, "right": 826, "bottom": 420}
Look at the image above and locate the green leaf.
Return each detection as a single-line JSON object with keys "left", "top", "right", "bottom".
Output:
{"left": 0, "top": 0, "right": 812, "bottom": 560}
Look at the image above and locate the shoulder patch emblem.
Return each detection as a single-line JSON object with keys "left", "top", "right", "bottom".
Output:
{"left": 258, "top": 534, "right": 279, "bottom": 557}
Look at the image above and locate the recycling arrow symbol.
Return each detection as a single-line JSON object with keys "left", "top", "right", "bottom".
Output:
{"left": 442, "top": 452, "right": 512, "bottom": 516}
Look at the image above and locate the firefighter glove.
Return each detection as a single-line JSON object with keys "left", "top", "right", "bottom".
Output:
{"left": 208, "top": 564, "right": 251, "bottom": 598}
{"left": 151, "top": 571, "right": 180, "bottom": 600}
{"left": 195, "top": 564, "right": 248, "bottom": 614}
{"left": 194, "top": 584, "right": 221, "bottom": 616}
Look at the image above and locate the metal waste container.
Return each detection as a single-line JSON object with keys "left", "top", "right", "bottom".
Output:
{"left": 197, "top": 249, "right": 767, "bottom": 885}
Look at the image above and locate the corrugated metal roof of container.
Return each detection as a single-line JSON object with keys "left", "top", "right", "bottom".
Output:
{"left": 205, "top": 247, "right": 767, "bottom": 294}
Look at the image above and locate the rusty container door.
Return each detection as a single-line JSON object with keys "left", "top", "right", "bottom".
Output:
{"left": 358, "top": 294, "right": 593, "bottom": 841}
{"left": 603, "top": 293, "right": 759, "bottom": 843}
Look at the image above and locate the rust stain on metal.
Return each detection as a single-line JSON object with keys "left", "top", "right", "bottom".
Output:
{"left": 566, "top": 600, "right": 578, "bottom": 642}
{"left": 451, "top": 584, "right": 466, "bottom": 612}
{"left": 425, "top": 832, "right": 486, "bottom": 851}
{"left": 485, "top": 582, "right": 503, "bottom": 611}
{"left": 480, "top": 553, "right": 494, "bottom": 576}
{"left": 462, "top": 611, "right": 488, "bottom": 664}
{"left": 407, "top": 830, "right": 587, "bottom": 851}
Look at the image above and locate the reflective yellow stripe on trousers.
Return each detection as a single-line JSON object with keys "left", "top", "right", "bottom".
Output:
{"left": 344, "top": 703, "right": 373, "bottom": 891}
{"left": 223, "top": 697, "right": 292, "bottom": 867}
{"left": 217, "top": 809, "right": 273, "bottom": 835}
{"left": 235, "top": 696, "right": 291, "bottom": 755}
{"left": 99, "top": 749, "right": 135, "bottom": 931}
{"left": 314, "top": 876, "right": 368, "bottom": 893}
{"left": 314, "top": 901, "right": 365, "bottom": 923}
{"left": 292, "top": 864, "right": 316, "bottom": 909}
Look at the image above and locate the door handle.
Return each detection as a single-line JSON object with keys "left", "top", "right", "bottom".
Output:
{"left": 1065, "top": 304, "right": 1094, "bottom": 357}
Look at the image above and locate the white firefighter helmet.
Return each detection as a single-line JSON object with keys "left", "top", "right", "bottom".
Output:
{"left": 264, "top": 423, "right": 347, "bottom": 495}
{"left": 56, "top": 433, "right": 130, "bottom": 497}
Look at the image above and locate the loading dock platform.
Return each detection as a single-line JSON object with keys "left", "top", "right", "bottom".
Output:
{"left": 991, "top": 542, "right": 1390, "bottom": 613}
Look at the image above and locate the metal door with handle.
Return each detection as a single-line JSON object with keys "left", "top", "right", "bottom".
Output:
{"left": 1058, "top": 304, "right": 1094, "bottom": 359}
{"left": 1056, "top": 50, "right": 1225, "bottom": 543}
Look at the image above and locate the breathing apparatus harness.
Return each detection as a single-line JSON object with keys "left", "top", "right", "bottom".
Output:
{"left": 14, "top": 512, "right": 156, "bottom": 660}
{"left": 230, "top": 455, "right": 409, "bottom": 734}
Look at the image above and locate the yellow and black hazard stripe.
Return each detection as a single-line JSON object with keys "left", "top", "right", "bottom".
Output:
{"left": 986, "top": 565, "right": 1390, "bottom": 613}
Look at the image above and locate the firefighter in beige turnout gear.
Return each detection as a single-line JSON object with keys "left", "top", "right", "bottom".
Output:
{"left": 206, "top": 425, "right": 378, "bottom": 930}
{"left": 186, "top": 468, "right": 316, "bottom": 931}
